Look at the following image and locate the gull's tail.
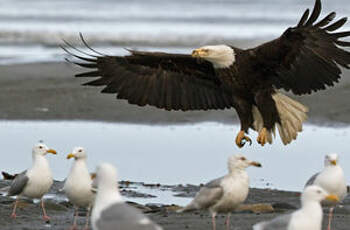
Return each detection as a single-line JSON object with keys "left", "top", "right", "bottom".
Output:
{"left": 2, "top": 171, "right": 16, "bottom": 180}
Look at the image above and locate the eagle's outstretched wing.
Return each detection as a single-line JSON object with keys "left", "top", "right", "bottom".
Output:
{"left": 63, "top": 37, "right": 235, "bottom": 111}
{"left": 252, "top": 0, "right": 350, "bottom": 95}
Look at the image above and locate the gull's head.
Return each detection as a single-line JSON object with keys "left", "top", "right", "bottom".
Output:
{"left": 191, "top": 45, "right": 235, "bottom": 68}
{"left": 96, "top": 163, "right": 118, "bottom": 189}
{"left": 67, "top": 147, "right": 87, "bottom": 160}
{"left": 228, "top": 154, "right": 262, "bottom": 172}
{"left": 325, "top": 153, "right": 339, "bottom": 167}
{"left": 302, "top": 185, "right": 339, "bottom": 204}
{"left": 32, "top": 143, "right": 57, "bottom": 157}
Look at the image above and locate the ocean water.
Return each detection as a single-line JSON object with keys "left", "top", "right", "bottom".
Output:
{"left": 0, "top": 0, "right": 349, "bottom": 64}
{"left": 0, "top": 121, "right": 349, "bottom": 193}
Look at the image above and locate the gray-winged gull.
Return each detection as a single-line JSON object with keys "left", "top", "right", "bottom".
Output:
{"left": 253, "top": 185, "right": 339, "bottom": 230}
{"left": 91, "top": 163, "right": 163, "bottom": 230}
{"left": 63, "top": 147, "right": 95, "bottom": 230}
{"left": 304, "top": 153, "right": 347, "bottom": 230}
{"left": 8, "top": 143, "right": 57, "bottom": 221}
{"left": 178, "top": 154, "right": 262, "bottom": 230}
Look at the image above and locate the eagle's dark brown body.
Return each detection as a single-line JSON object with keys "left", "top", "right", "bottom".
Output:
{"left": 64, "top": 0, "right": 350, "bottom": 147}
{"left": 218, "top": 47, "right": 282, "bottom": 134}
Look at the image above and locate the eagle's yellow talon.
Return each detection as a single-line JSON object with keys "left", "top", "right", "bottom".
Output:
{"left": 257, "top": 128, "right": 268, "bottom": 146}
{"left": 235, "top": 131, "right": 252, "bottom": 148}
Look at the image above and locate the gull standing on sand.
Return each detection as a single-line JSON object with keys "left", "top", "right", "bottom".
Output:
{"left": 91, "top": 163, "right": 163, "bottom": 230}
{"left": 304, "top": 153, "right": 347, "bottom": 230}
{"left": 63, "top": 147, "right": 95, "bottom": 230}
{"left": 7, "top": 143, "right": 57, "bottom": 221}
{"left": 253, "top": 185, "right": 339, "bottom": 230}
{"left": 178, "top": 154, "right": 262, "bottom": 230}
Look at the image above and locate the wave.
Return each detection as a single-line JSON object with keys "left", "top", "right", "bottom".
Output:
{"left": 0, "top": 22, "right": 288, "bottom": 48}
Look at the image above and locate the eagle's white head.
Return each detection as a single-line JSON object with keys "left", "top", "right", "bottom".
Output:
{"left": 192, "top": 44, "right": 235, "bottom": 69}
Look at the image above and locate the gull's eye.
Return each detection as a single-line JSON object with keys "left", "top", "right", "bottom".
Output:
{"left": 39, "top": 146, "right": 43, "bottom": 149}
{"left": 317, "top": 190, "right": 321, "bottom": 194}
{"left": 240, "top": 157, "right": 246, "bottom": 161}
{"left": 79, "top": 149, "right": 82, "bottom": 152}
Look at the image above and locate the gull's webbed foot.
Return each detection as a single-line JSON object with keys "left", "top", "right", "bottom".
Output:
{"left": 43, "top": 215, "right": 50, "bottom": 222}
{"left": 235, "top": 130, "right": 252, "bottom": 148}
{"left": 70, "top": 225, "right": 79, "bottom": 230}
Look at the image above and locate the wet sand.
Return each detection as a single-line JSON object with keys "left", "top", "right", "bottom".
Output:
{"left": 0, "top": 62, "right": 350, "bottom": 125}
{"left": 0, "top": 181, "right": 349, "bottom": 230}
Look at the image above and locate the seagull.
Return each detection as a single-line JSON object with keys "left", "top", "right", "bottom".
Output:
{"left": 63, "top": 147, "right": 95, "bottom": 230}
{"left": 91, "top": 163, "right": 163, "bottom": 230}
{"left": 253, "top": 185, "right": 339, "bottom": 230}
{"left": 7, "top": 143, "right": 57, "bottom": 221}
{"left": 305, "top": 153, "right": 347, "bottom": 230}
{"left": 178, "top": 154, "right": 262, "bottom": 230}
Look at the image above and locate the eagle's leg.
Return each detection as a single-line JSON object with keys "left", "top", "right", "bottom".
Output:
{"left": 254, "top": 90, "right": 280, "bottom": 147}
{"left": 257, "top": 128, "right": 268, "bottom": 146}
{"left": 233, "top": 97, "right": 254, "bottom": 148}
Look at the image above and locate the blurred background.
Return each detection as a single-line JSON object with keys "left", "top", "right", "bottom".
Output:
{"left": 0, "top": 0, "right": 349, "bottom": 64}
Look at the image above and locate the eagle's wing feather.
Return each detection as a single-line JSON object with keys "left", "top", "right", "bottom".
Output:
{"left": 66, "top": 46, "right": 234, "bottom": 111}
{"left": 251, "top": 0, "right": 350, "bottom": 95}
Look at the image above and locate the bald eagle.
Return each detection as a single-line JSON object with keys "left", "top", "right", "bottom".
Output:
{"left": 64, "top": 0, "right": 350, "bottom": 148}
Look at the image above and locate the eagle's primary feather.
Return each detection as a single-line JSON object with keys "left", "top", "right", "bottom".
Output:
{"left": 64, "top": 0, "right": 350, "bottom": 147}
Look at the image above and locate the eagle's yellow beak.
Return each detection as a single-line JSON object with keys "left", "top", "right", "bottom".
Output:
{"left": 330, "top": 160, "right": 337, "bottom": 165}
{"left": 46, "top": 149, "right": 57, "bottom": 155}
{"left": 249, "top": 161, "right": 262, "bottom": 167}
{"left": 192, "top": 48, "right": 209, "bottom": 58}
{"left": 325, "top": 194, "right": 339, "bottom": 203}
{"left": 67, "top": 153, "right": 75, "bottom": 159}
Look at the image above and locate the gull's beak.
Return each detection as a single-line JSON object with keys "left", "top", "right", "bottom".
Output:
{"left": 192, "top": 48, "right": 208, "bottom": 58}
{"left": 90, "top": 173, "right": 96, "bottom": 180}
{"left": 46, "top": 149, "right": 57, "bottom": 155}
{"left": 325, "top": 194, "right": 339, "bottom": 203}
{"left": 67, "top": 153, "right": 75, "bottom": 159}
{"left": 330, "top": 160, "right": 337, "bottom": 166}
{"left": 249, "top": 161, "right": 262, "bottom": 167}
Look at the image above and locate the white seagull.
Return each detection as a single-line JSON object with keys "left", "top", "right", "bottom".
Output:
{"left": 178, "top": 154, "right": 262, "bottom": 230}
{"left": 91, "top": 163, "right": 163, "bottom": 230}
{"left": 304, "top": 153, "right": 347, "bottom": 230}
{"left": 7, "top": 143, "right": 57, "bottom": 221}
{"left": 63, "top": 147, "right": 95, "bottom": 230}
{"left": 253, "top": 185, "right": 339, "bottom": 230}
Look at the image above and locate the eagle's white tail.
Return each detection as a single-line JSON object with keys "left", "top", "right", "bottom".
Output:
{"left": 252, "top": 92, "right": 308, "bottom": 145}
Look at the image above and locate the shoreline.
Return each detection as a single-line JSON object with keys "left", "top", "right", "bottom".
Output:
{"left": 0, "top": 180, "right": 349, "bottom": 230}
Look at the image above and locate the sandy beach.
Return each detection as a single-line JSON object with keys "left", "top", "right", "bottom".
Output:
{"left": 0, "top": 181, "right": 349, "bottom": 230}
{"left": 0, "top": 62, "right": 350, "bottom": 125}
